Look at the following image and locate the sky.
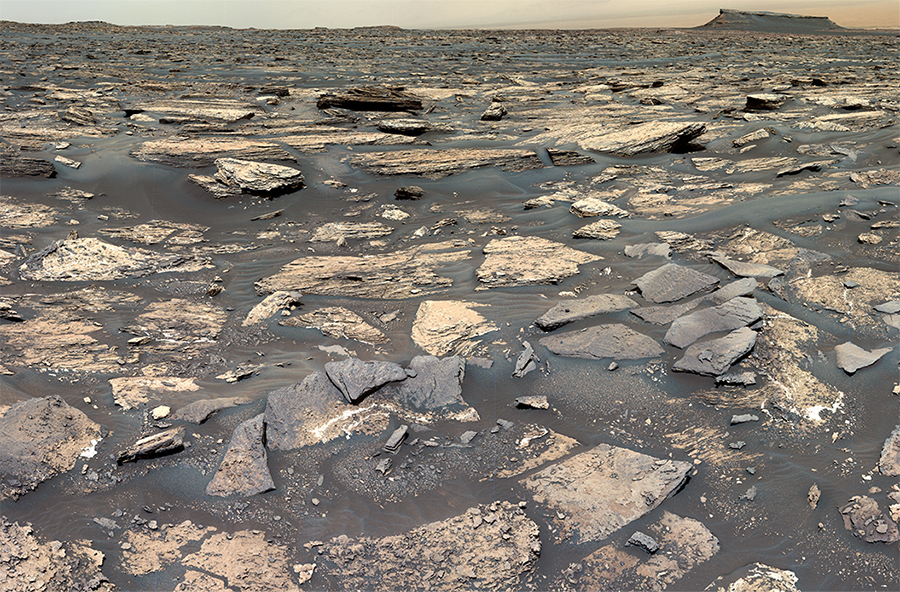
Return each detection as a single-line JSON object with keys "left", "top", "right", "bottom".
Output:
{"left": 0, "top": 0, "right": 896, "bottom": 30}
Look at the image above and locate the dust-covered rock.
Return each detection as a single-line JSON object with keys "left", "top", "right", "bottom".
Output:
{"left": 477, "top": 236, "right": 602, "bottom": 289}
{"left": 634, "top": 263, "right": 719, "bottom": 304}
{"left": 206, "top": 414, "right": 275, "bottom": 497}
{"left": 535, "top": 294, "right": 638, "bottom": 331}
{"left": 539, "top": 324, "right": 665, "bottom": 361}
{"left": 411, "top": 300, "right": 497, "bottom": 357}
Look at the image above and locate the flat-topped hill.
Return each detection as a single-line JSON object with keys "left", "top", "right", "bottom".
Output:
{"left": 698, "top": 9, "right": 845, "bottom": 33}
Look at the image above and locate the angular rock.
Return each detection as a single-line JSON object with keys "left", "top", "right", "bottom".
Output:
{"left": 626, "top": 531, "right": 660, "bottom": 554}
{"left": 634, "top": 263, "right": 719, "bottom": 304}
{"left": 350, "top": 148, "right": 543, "bottom": 179}
{"left": 707, "top": 278, "right": 759, "bottom": 303}
{"left": 731, "top": 414, "right": 759, "bottom": 425}
{"left": 580, "top": 121, "right": 706, "bottom": 156}
{"left": 874, "top": 300, "right": 900, "bottom": 314}
{"left": 624, "top": 243, "right": 672, "bottom": 259}
{"left": 316, "top": 86, "right": 423, "bottom": 111}
{"left": 109, "top": 376, "right": 201, "bottom": 411}
{"left": 477, "top": 236, "right": 601, "bottom": 289}
{"left": 834, "top": 342, "right": 892, "bottom": 374}
{"left": 383, "top": 424, "right": 408, "bottom": 453}
{"left": 282, "top": 306, "right": 388, "bottom": 344}
{"left": 117, "top": 427, "right": 185, "bottom": 464}
{"left": 127, "top": 98, "right": 264, "bottom": 123}
{"left": 704, "top": 563, "right": 801, "bottom": 592}
{"left": 0, "top": 156, "right": 57, "bottom": 177}
{"left": 242, "top": 290, "right": 302, "bottom": 326}
{"left": 308, "top": 221, "right": 393, "bottom": 243}
{"left": 324, "top": 357, "right": 409, "bottom": 403}
{"left": 411, "top": 300, "right": 497, "bottom": 357}
{"left": 535, "top": 294, "right": 638, "bottom": 331}
{"left": 521, "top": 444, "right": 691, "bottom": 543}
{"left": 318, "top": 501, "right": 540, "bottom": 591}
{"left": 264, "top": 373, "right": 351, "bottom": 450}
{"left": 512, "top": 341, "right": 539, "bottom": 378}
{"left": 376, "top": 119, "right": 435, "bottom": 136}
{"left": 182, "top": 530, "right": 299, "bottom": 592}
{"left": 54, "top": 155, "right": 81, "bottom": 169}
{"left": 546, "top": 148, "right": 595, "bottom": 166}
{"left": 515, "top": 395, "right": 549, "bottom": 409}
{"left": 808, "top": 483, "right": 821, "bottom": 509}
{"left": 839, "top": 496, "right": 899, "bottom": 544}
{"left": 206, "top": 414, "right": 275, "bottom": 497}
{"left": 480, "top": 102, "right": 507, "bottom": 121}
{"left": 665, "top": 297, "right": 762, "bottom": 348}
{"left": 208, "top": 157, "right": 304, "bottom": 195}
{"left": 60, "top": 105, "right": 96, "bottom": 125}
{"left": 187, "top": 173, "right": 243, "bottom": 199}
{"left": 745, "top": 93, "right": 788, "bottom": 111}
{"left": 539, "top": 324, "right": 665, "bottom": 361}
{"left": 673, "top": 327, "right": 758, "bottom": 376}
{"left": 569, "top": 197, "right": 630, "bottom": 218}
{"left": 19, "top": 237, "right": 209, "bottom": 281}
{"left": 631, "top": 299, "right": 701, "bottom": 325}
{"left": 573, "top": 219, "right": 622, "bottom": 240}
{"left": 716, "top": 371, "right": 757, "bottom": 386}
{"left": 172, "top": 397, "right": 255, "bottom": 425}
{"left": 0, "top": 395, "right": 102, "bottom": 499}
{"left": 879, "top": 425, "right": 900, "bottom": 476}
{"left": 255, "top": 241, "right": 470, "bottom": 299}
{"left": 394, "top": 185, "right": 425, "bottom": 199}
{"left": 386, "top": 355, "right": 471, "bottom": 417}
{"left": 710, "top": 253, "right": 784, "bottom": 278}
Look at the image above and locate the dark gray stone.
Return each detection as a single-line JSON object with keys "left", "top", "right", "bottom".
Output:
{"left": 389, "top": 355, "right": 467, "bottom": 411}
{"left": 634, "top": 263, "right": 719, "bottom": 304}
{"left": 118, "top": 427, "right": 185, "bottom": 464}
{"left": 264, "top": 373, "right": 349, "bottom": 450}
{"left": 540, "top": 324, "right": 665, "bottom": 361}
{"left": 172, "top": 397, "right": 254, "bottom": 424}
{"left": 664, "top": 297, "right": 762, "bottom": 349}
{"left": 383, "top": 425, "right": 408, "bottom": 454}
{"left": 673, "top": 327, "right": 758, "bottom": 376}
{"left": 394, "top": 185, "right": 425, "bottom": 199}
{"left": 325, "top": 357, "right": 409, "bottom": 403}
{"left": 206, "top": 414, "right": 275, "bottom": 497}
{"left": 716, "top": 372, "right": 757, "bottom": 386}
{"left": 512, "top": 341, "right": 539, "bottom": 378}
{"left": 707, "top": 278, "right": 759, "bottom": 304}
{"left": 624, "top": 243, "right": 672, "bottom": 259}
{"left": 626, "top": 531, "right": 660, "bottom": 554}
{"left": 535, "top": 294, "right": 638, "bottom": 331}
{"left": 631, "top": 300, "right": 700, "bottom": 325}
{"left": 546, "top": 148, "right": 595, "bottom": 166}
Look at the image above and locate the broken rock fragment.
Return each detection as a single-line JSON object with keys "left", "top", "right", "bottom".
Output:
{"left": 242, "top": 290, "right": 302, "bottom": 326}
{"left": 573, "top": 219, "right": 622, "bottom": 240}
{"left": 209, "top": 157, "right": 304, "bottom": 195}
{"left": 540, "top": 324, "right": 664, "bottom": 361}
{"left": 710, "top": 253, "right": 784, "bottom": 279}
{"left": 704, "top": 562, "right": 801, "bottom": 592}
{"left": 834, "top": 341, "right": 892, "bottom": 374}
{"left": 673, "top": 327, "right": 758, "bottom": 376}
{"left": 410, "top": 300, "right": 497, "bottom": 357}
{"left": 282, "top": 306, "right": 388, "bottom": 344}
{"left": 535, "top": 294, "right": 638, "bottom": 331}
{"left": 878, "top": 425, "right": 900, "bottom": 476}
{"left": 172, "top": 397, "right": 255, "bottom": 425}
{"left": 316, "top": 85, "right": 423, "bottom": 111}
{"left": 477, "top": 236, "right": 601, "bottom": 289}
{"left": 634, "top": 262, "right": 719, "bottom": 304}
{"left": 350, "top": 148, "right": 543, "bottom": 179}
{"left": 580, "top": 121, "right": 706, "bottom": 156}
{"left": 264, "top": 373, "right": 352, "bottom": 450}
{"left": 387, "top": 355, "right": 469, "bottom": 413}
{"left": 664, "top": 297, "right": 762, "bottom": 349}
{"left": 839, "top": 495, "right": 899, "bottom": 543}
{"left": 324, "top": 357, "right": 409, "bottom": 403}
{"left": 117, "top": 427, "right": 185, "bottom": 464}
{"left": 206, "top": 414, "right": 275, "bottom": 497}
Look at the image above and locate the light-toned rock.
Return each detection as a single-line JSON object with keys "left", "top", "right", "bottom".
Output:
{"left": 411, "top": 300, "right": 497, "bottom": 357}
{"left": 477, "top": 236, "right": 601, "bottom": 289}
{"left": 580, "top": 121, "right": 706, "bottom": 156}
{"left": 243, "top": 291, "right": 302, "bottom": 326}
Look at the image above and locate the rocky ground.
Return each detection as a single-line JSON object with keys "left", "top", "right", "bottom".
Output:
{"left": 0, "top": 12, "right": 897, "bottom": 592}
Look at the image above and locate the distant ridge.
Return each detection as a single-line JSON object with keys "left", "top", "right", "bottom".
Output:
{"left": 698, "top": 9, "right": 844, "bottom": 33}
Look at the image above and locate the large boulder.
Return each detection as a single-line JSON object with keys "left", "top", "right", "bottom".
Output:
{"left": 324, "top": 357, "right": 409, "bottom": 403}
{"left": 206, "top": 414, "right": 275, "bottom": 497}
{"left": 539, "top": 324, "right": 664, "bottom": 361}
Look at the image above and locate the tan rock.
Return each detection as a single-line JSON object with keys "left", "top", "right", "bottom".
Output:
{"left": 411, "top": 300, "right": 497, "bottom": 357}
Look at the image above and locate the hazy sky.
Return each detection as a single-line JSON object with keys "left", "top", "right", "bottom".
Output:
{"left": 0, "top": 0, "right": 896, "bottom": 29}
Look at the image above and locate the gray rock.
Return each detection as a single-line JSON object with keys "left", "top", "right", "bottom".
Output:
{"left": 388, "top": 355, "right": 468, "bottom": 411}
{"left": 375, "top": 457, "right": 393, "bottom": 474}
{"left": 874, "top": 300, "right": 900, "bottom": 314}
{"left": 264, "top": 373, "right": 350, "bottom": 450}
{"left": 624, "top": 243, "right": 672, "bottom": 259}
{"left": 664, "top": 297, "right": 762, "bottom": 349}
{"left": 706, "top": 278, "right": 759, "bottom": 303}
{"left": 515, "top": 395, "right": 549, "bottom": 410}
{"left": 808, "top": 483, "right": 821, "bottom": 509}
{"left": 715, "top": 371, "right": 757, "bottom": 386}
{"left": 673, "top": 327, "right": 758, "bottom": 376}
{"left": 394, "top": 185, "right": 425, "bottom": 199}
{"left": 512, "top": 341, "right": 539, "bottom": 378}
{"left": 834, "top": 342, "right": 892, "bottom": 374}
{"left": 460, "top": 430, "right": 478, "bottom": 445}
{"left": 634, "top": 263, "right": 719, "bottom": 304}
{"left": 325, "top": 357, "right": 409, "bottom": 403}
{"left": 741, "top": 486, "right": 758, "bottom": 501}
{"left": 118, "top": 427, "right": 185, "bottom": 464}
{"left": 626, "top": 531, "right": 660, "bottom": 554}
{"left": 710, "top": 253, "right": 784, "bottom": 278}
{"left": 212, "top": 157, "right": 304, "bottom": 195}
{"left": 206, "top": 414, "right": 275, "bottom": 497}
{"left": 172, "top": 397, "right": 255, "bottom": 424}
{"left": 383, "top": 425, "right": 408, "bottom": 454}
{"left": 540, "top": 324, "right": 664, "bottom": 361}
{"left": 480, "top": 102, "right": 507, "bottom": 121}
{"left": 521, "top": 444, "right": 692, "bottom": 544}
{"left": 93, "top": 517, "right": 119, "bottom": 531}
{"left": 731, "top": 414, "right": 759, "bottom": 425}
{"left": 631, "top": 299, "right": 701, "bottom": 325}
{"left": 536, "top": 294, "right": 638, "bottom": 331}
{"left": 878, "top": 425, "right": 900, "bottom": 476}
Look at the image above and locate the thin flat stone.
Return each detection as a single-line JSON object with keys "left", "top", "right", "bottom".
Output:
{"left": 710, "top": 253, "right": 784, "bottom": 278}
{"left": 673, "top": 327, "right": 758, "bottom": 376}
{"left": 535, "top": 294, "right": 638, "bottom": 331}
{"left": 664, "top": 297, "right": 762, "bottom": 349}
{"left": 634, "top": 263, "right": 719, "bottom": 304}
{"left": 834, "top": 342, "right": 892, "bottom": 374}
{"left": 539, "top": 324, "right": 664, "bottom": 361}
{"left": 324, "top": 357, "right": 409, "bottom": 403}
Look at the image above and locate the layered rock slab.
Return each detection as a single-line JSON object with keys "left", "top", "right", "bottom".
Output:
{"left": 172, "top": 397, "right": 254, "bottom": 424}
{"left": 633, "top": 263, "right": 719, "bottom": 304}
{"left": 131, "top": 137, "right": 294, "bottom": 167}
{"left": 704, "top": 563, "right": 801, "bottom": 592}
{"left": 539, "top": 324, "right": 664, "bottom": 361}
{"left": 411, "top": 300, "right": 497, "bottom": 357}
{"left": 477, "top": 236, "right": 601, "bottom": 289}
{"left": 521, "top": 444, "right": 691, "bottom": 544}
{"left": 0, "top": 396, "right": 102, "bottom": 500}
{"left": 350, "top": 148, "right": 543, "bottom": 179}
{"left": 324, "top": 357, "right": 409, "bottom": 403}
{"left": 319, "top": 501, "right": 540, "bottom": 591}
{"left": 673, "top": 327, "right": 758, "bottom": 376}
{"left": 535, "top": 294, "right": 638, "bottom": 331}
{"left": 834, "top": 342, "right": 892, "bottom": 374}
{"left": 206, "top": 414, "right": 275, "bottom": 497}
{"left": 580, "top": 121, "right": 706, "bottom": 156}
{"left": 665, "top": 297, "right": 762, "bottom": 348}
{"left": 281, "top": 306, "right": 388, "bottom": 344}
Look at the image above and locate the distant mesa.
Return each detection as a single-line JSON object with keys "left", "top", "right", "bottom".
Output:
{"left": 698, "top": 9, "right": 845, "bottom": 33}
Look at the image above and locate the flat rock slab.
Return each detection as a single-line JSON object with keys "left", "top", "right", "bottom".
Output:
{"left": 117, "top": 427, "right": 185, "bottom": 464}
{"left": 878, "top": 425, "right": 900, "bottom": 477}
{"left": 547, "top": 148, "right": 595, "bottom": 166}
{"left": 521, "top": 444, "right": 691, "bottom": 544}
{"left": 839, "top": 495, "right": 899, "bottom": 544}
{"left": 282, "top": 306, "right": 388, "bottom": 344}
{"left": 254, "top": 241, "right": 470, "bottom": 299}
{"left": 131, "top": 137, "right": 295, "bottom": 168}
{"left": 704, "top": 563, "right": 801, "bottom": 592}
{"left": 580, "top": 121, "right": 706, "bottom": 156}
{"left": 172, "top": 397, "right": 255, "bottom": 425}
{"left": 710, "top": 253, "right": 784, "bottom": 278}
{"left": 674, "top": 327, "right": 758, "bottom": 376}
{"left": 319, "top": 501, "right": 540, "bottom": 591}
{"left": 535, "top": 294, "right": 638, "bottom": 331}
{"left": 242, "top": 290, "right": 302, "bottom": 326}
{"left": 575, "top": 512, "right": 719, "bottom": 591}
{"left": 0, "top": 156, "right": 57, "bottom": 177}
{"left": 317, "top": 85, "right": 423, "bottom": 111}
{"left": 631, "top": 299, "right": 701, "bottom": 325}
{"left": 19, "top": 237, "right": 209, "bottom": 281}
{"left": 206, "top": 414, "right": 274, "bottom": 497}
{"left": 308, "top": 221, "right": 393, "bottom": 243}
{"left": 665, "top": 297, "right": 762, "bottom": 348}
{"left": 540, "top": 324, "right": 664, "bottom": 361}
{"left": 569, "top": 197, "right": 630, "bottom": 218}
{"left": 625, "top": 243, "right": 672, "bottom": 259}
{"left": 477, "top": 236, "right": 601, "bottom": 289}
{"left": 350, "top": 148, "right": 543, "bottom": 179}
{"left": 634, "top": 263, "right": 719, "bottom": 304}
{"left": 387, "top": 355, "right": 468, "bottom": 412}
{"left": 109, "top": 376, "right": 201, "bottom": 411}
{"left": 411, "top": 300, "right": 497, "bottom": 357}
{"left": 264, "top": 373, "right": 352, "bottom": 450}
{"left": 211, "top": 157, "right": 304, "bottom": 195}
{"left": 834, "top": 342, "right": 892, "bottom": 374}
{"left": 127, "top": 98, "right": 264, "bottom": 123}
{"left": 325, "top": 357, "right": 409, "bottom": 403}
{"left": 0, "top": 395, "right": 102, "bottom": 500}
{"left": 573, "top": 219, "right": 622, "bottom": 240}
